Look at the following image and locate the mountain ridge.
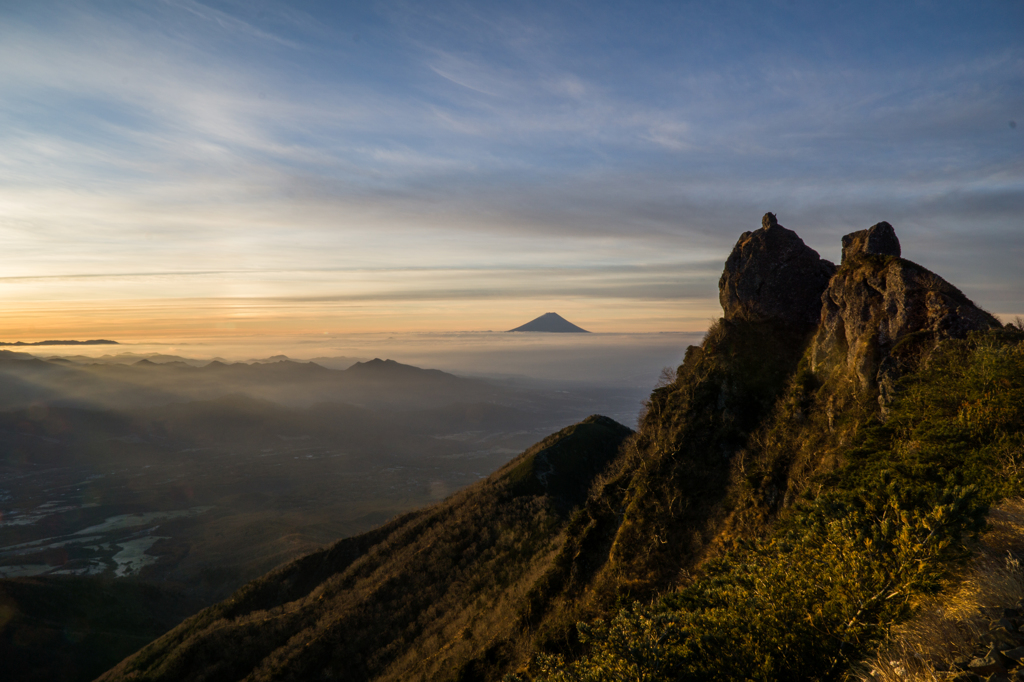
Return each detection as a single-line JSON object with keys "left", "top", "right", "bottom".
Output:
{"left": 96, "top": 415, "right": 634, "bottom": 682}
{"left": 95, "top": 214, "right": 1020, "bottom": 682}
{"left": 0, "top": 339, "right": 118, "bottom": 346}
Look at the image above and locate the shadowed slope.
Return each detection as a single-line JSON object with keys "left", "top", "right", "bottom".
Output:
{"left": 0, "top": 577, "right": 203, "bottom": 682}
{"left": 97, "top": 416, "right": 632, "bottom": 682}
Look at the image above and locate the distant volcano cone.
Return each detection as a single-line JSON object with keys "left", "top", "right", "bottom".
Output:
{"left": 508, "top": 313, "right": 590, "bottom": 333}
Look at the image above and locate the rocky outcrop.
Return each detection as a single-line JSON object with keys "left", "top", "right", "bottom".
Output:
{"left": 841, "top": 221, "right": 901, "bottom": 263}
{"left": 719, "top": 213, "right": 836, "bottom": 331}
{"left": 811, "top": 224, "right": 1001, "bottom": 412}
{"left": 719, "top": 214, "right": 1000, "bottom": 415}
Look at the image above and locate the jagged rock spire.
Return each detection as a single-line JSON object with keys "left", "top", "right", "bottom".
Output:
{"left": 720, "top": 214, "right": 1000, "bottom": 415}
{"left": 719, "top": 213, "right": 836, "bottom": 330}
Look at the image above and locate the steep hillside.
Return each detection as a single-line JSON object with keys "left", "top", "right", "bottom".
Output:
{"left": 536, "top": 215, "right": 1001, "bottom": 603}
{"left": 97, "top": 214, "right": 1018, "bottom": 681}
{"left": 530, "top": 325, "right": 1024, "bottom": 681}
{"left": 521, "top": 218, "right": 1020, "bottom": 680}
{"left": 97, "top": 416, "right": 632, "bottom": 682}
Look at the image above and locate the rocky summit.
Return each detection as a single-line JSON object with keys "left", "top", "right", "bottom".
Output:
{"left": 718, "top": 212, "right": 836, "bottom": 330}
{"left": 718, "top": 213, "right": 999, "bottom": 414}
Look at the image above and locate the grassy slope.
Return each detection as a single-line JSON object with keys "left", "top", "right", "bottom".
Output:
{"left": 526, "top": 329, "right": 1024, "bottom": 681}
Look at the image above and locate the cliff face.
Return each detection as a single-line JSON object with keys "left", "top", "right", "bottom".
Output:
{"left": 96, "top": 214, "right": 1005, "bottom": 682}
{"left": 811, "top": 221, "right": 1000, "bottom": 414}
{"left": 719, "top": 212, "right": 836, "bottom": 331}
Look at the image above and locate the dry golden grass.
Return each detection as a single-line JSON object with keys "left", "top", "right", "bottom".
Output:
{"left": 852, "top": 498, "right": 1024, "bottom": 681}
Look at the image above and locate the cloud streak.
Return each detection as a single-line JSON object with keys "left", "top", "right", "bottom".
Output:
{"left": 0, "top": 0, "right": 1021, "bottom": 337}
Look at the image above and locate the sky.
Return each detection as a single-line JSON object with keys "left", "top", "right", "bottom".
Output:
{"left": 1, "top": 0, "right": 1021, "bottom": 342}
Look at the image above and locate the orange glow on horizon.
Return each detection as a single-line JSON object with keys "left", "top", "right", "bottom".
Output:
{"left": 0, "top": 296, "right": 718, "bottom": 343}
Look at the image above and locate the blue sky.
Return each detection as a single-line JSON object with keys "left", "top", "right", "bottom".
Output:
{"left": 0, "top": 0, "right": 1021, "bottom": 338}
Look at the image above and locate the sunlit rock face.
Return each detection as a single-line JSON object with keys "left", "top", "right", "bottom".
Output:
{"left": 812, "top": 222, "right": 1002, "bottom": 411}
{"left": 718, "top": 213, "right": 836, "bottom": 331}
{"left": 720, "top": 214, "right": 1001, "bottom": 417}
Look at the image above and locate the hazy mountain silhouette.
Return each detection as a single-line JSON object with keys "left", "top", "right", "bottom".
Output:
{"left": 345, "top": 357, "right": 455, "bottom": 379}
{"left": 508, "top": 312, "right": 589, "bottom": 332}
{"left": 0, "top": 339, "right": 118, "bottom": 346}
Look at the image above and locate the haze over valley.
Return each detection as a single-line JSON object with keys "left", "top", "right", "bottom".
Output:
{"left": 0, "top": 330, "right": 703, "bottom": 681}
{"left": 0, "top": 332, "right": 692, "bottom": 603}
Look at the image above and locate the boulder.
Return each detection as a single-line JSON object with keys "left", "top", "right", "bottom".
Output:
{"left": 719, "top": 213, "right": 836, "bottom": 330}
{"left": 967, "top": 645, "right": 1010, "bottom": 675}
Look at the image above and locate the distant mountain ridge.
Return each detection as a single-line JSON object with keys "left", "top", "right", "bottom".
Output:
{"left": 508, "top": 312, "right": 589, "bottom": 333}
{"left": 0, "top": 339, "right": 118, "bottom": 346}
{"left": 0, "top": 351, "right": 490, "bottom": 412}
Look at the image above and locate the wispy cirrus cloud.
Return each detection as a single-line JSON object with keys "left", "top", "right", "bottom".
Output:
{"left": 0, "top": 0, "right": 1021, "bottom": 337}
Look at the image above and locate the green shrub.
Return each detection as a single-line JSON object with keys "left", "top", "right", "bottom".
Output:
{"left": 524, "top": 481, "right": 983, "bottom": 682}
{"left": 522, "top": 333, "right": 1024, "bottom": 682}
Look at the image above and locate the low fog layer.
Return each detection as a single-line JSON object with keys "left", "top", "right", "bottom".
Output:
{"left": 40, "top": 331, "right": 703, "bottom": 387}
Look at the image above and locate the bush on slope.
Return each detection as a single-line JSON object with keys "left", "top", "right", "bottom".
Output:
{"left": 524, "top": 330, "right": 1024, "bottom": 681}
